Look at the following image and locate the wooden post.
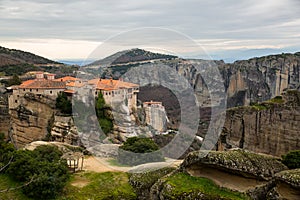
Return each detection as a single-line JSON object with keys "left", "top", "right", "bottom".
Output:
{"left": 81, "top": 156, "right": 84, "bottom": 171}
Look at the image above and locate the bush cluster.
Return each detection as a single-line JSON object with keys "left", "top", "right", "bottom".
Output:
{"left": 0, "top": 135, "right": 69, "bottom": 200}
{"left": 282, "top": 150, "right": 300, "bottom": 169}
{"left": 118, "top": 137, "right": 164, "bottom": 166}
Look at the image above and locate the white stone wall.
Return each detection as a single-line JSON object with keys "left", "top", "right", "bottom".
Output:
{"left": 144, "top": 103, "right": 168, "bottom": 132}
{"left": 95, "top": 88, "right": 138, "bottom": 113}
{"left": 9, "top": 88, "right": 64, "bottom": 109}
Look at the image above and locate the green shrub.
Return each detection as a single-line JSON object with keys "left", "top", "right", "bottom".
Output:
{"left": 118, "top": 137, "right": 164, "bottom": 166}
{"left": 95, "top": 93, "right": 113, "bottom": 134}
{"left": 282, "top": 150, "right": 300, "bottom": 169}
{"left": 7, "top": 145, "right": 69, "bottom": 199}
{"left": 6, "top": 74, "right": 21, "bottom": 86}
{"left": 56, "top": 92, "right": 72, "bottom": 114}
{"left": 268, "top": 96, "right": 284, "bottom": 104}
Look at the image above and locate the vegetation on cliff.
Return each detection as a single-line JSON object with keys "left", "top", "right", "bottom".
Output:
{"left": 56, "top": 92, "right": 72, "bottom": 114}
{"left": 95, "top": 92, "right": 114, "bottom": 134}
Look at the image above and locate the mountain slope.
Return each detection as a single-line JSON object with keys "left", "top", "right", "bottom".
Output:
{"left": 87, "top": 48, "right": 177, "bottom": 67}
{"left": 0, "top": 46, "right": 61, "bottom": 66}
{"left": 0, "top": 46, "right": 77, "bottom": 76}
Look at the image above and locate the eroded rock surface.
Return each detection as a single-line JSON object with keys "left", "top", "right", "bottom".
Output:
{"left": 220, "top": 90, "right": 300, "bottom": 157}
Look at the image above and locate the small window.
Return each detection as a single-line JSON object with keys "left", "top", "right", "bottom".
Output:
{"left": 23, "top": 89, "right": 25, "bottom": 91}
{"left": 95, "top": 91, "right": 98, "bottom": 95}
{"left": 15, "top": 100, "right": 17, "bottom": 103}
{"left": 36, "top": 89, "right": 38, "bottom": 92}
{"left": 30, "top": 89, "right": 32, "bottom": 92}
{"left": 50, "top": 91, "right": 52, "bottom": 94}
{"left": 17, "top": 95, "right": 19, "bottom": 97}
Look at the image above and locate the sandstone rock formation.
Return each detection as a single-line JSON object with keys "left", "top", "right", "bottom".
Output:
{"left": 50, "top": 115, "right": 79, "bottom": 145}
{"left": 145, "top": 150, "right": 300, "bottom": 200}
{"left": 219, "top": 90, "right": 300, "bottom": 157}
{"left": 273, "top": 169, "right": 300, "bottom": 199}
{"left": 0, "top": 88, "right": 10, "bottom": 138}
{"left": 180, "top": 150, "right": 287, "bottom": 181}
{"left": 9, "top": 93, "right": 56, "bottom": 148}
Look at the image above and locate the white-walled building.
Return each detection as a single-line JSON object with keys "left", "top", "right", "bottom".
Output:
{"left": 143, "top": 101, "right": 168, "bottom": 132}
{"left": 9, "top": 72, "right": 66, "bottom": 109}
{"left": 9, "top": 72, "right": 139, "bottom": 113}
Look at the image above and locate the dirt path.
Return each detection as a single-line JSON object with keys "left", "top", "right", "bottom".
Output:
{"left": 82, "top": 156, "right": 131, "bottom": 172}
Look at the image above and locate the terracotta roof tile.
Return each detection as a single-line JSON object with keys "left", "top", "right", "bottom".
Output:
{"left": 88, "top": 78, "right": 138, "bottom": 91}
{"left": 66, "top": 82, "right": 85, "bottom": 87}
{"left": 54, "top": 76, "right": 78, "bottom": 82}
{"left": 19, "top": 79, "right": 66, "bottom": 89}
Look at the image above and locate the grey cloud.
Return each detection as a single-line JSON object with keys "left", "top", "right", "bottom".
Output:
{"left": 0, "top": 0, "right": 299, "bottom": 59}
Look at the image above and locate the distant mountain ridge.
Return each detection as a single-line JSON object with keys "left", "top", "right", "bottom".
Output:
{"left": 87, "top": 48, "right": 177, "bottom": 67}
{"left": 0, "top": 46, "right": 61, "bottom": 67}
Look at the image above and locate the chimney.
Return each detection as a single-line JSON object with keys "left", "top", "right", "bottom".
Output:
{"left": 36, "top": 72, "right": 44, "bottom": 79}
{"left": 47, "top": 74, "right": 55, "bottom": 80}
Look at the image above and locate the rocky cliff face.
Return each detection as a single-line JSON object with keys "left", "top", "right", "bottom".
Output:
{"left": 9, "top": 93, "right": 78, "bottom": 148}
{"left": 9, "top": 93, "right": 56, "bottom": 148}
{"left": 219, "top": 90, "right": 300, "bottom": 157}
{"left": 0, "top": 88, "right": 10, "bottom": 138}
{"left": 222, "top": 52, "right": 300, "bottom": 107}
{"left": 114, "top": 52, "right": 299, "bottom": 109}
{"left": 50, "top": 115, "right": 79, "bottom": 145}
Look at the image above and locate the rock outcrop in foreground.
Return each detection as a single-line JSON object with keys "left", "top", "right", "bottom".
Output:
{"left": 131, "top": 150, "right": 299, "bottom": 200}
{"left": 219, "top": 90, "right": 300, "bottom": 157}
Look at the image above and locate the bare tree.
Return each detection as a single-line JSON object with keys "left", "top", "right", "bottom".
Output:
{"left": 0, "top": 156, "right": 13, "bottom": 173}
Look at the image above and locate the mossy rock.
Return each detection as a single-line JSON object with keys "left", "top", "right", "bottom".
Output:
{"left": 275, "top": 168, "right": 300, "bottom": 189}
{"left": 158, "top": 172, "right": 250, "bottom": 200}
{"left": 129, "top": 167, "right": 175, "bottom": 200}
{"left": 181, "top": 150, "right": 287, "bottom": 180}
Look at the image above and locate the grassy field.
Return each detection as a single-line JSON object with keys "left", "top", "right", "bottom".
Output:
{"left": 57, "top": 171, "right": 137, "bottom": 200}
{"left": 1, "top": 171, "right": 250, "bottom": 200}
{"left": 0, "top": 174, "right": 32, "bottom": 200}
{"left": 162, "top": 172, "right": 250, "bottom": 200}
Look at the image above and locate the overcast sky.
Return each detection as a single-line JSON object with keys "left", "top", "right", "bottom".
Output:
{"left": 0, "top": 0, "right": 300, "bottom": 62}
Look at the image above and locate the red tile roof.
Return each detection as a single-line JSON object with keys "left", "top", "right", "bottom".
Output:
{"left": 66, "top": 81, "right": 85, "bottom": 87}
{"left": 54, "top": 76, "right": 78, "bottom": 82}
{"left": 88, "top": 78, "right": 138, "bottom": 91}
{"left": 19, "top": 79, "right": 66, "bottom": 89}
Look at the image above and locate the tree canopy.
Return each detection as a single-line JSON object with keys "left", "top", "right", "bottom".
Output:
{"left": 0, "top": 142, "right": 70, "bottom": 200}
{"left": 118, "top": 137, "right": 164, "bottom": 166}
{"left": 95, "top": 92, "right": 113, "bottom": 134}
{"left": 56, "top": 92, "right": 72, "bottom": 114}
